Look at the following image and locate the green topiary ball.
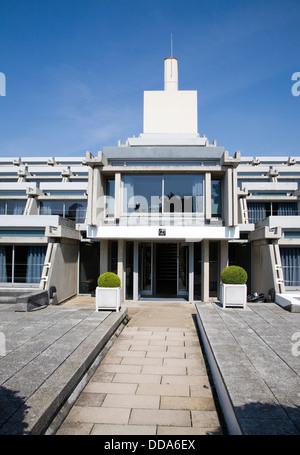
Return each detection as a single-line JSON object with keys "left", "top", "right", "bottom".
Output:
{"left": 97, "top": 272, "right": 121, "bottom": 288}
{"left": 221, "top": 266, "right": 247, "bottom": 284}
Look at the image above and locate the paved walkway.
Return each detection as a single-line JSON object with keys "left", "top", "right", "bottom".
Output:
{"left": 56, "top": 301, "right": 223, "bottom": 435}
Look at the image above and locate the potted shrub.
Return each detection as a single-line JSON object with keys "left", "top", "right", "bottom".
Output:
{"left": 220, "top": 265, "right": 247, "bottom": 308}
{"left": 95, "top": 272, "right": 121, "bottom": 312}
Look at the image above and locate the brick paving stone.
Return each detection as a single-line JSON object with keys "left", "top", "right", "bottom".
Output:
{"left": 100, "top": 364, "right": 142, "bottom": 374}
{"left": 142, "top": 365, "right": 187, "bottom": 375}
{"left": 191, "top": 410, "right": 222, "bottom": 428}
{"left": 121, "top": 356, "right": 163, "bottom": 366}
{"left": 157, "top": 426, "right": 220, "bottom": 435}
{"left": 161, "top": 374, "right": 207, "bottom": 385}
{"left": 136, "top": 383, "right": 190, "bottom": 396}
{"left": 56, "top": 422, "right": 93, "bottom": 435}
{"left": 129, "top": 344, "right": 167, "bottom": 352}
{"left": 129, "top": 409, "right": 191, "bottom": 427}
{"left": 112, "top": 349, "right": 147, "bottom": 358}
{"left": 75, "top": 392, "right": 106, "bottom": 407}
{"left": 112, "top": 373, "right": 162, "bottom": 384}
{"left": 160, "top": 396, "right": 216, "bottom": 411}
{"left": 145, "top": 350, "right": 185, "bottom": 359}
{"left": 91, "top": 424, "right": 156, "bottom": 435}
{"left": 149, "top": 339, "right": 184, "bottom": 347}
{"left": 65, "top": 406, "right": 130, "bottom": 425}
{"left": 102, "top": 393, "right": 160, "bottom": 409}
{"left": 85, "top": 382, "right": 138, "bottom": 395}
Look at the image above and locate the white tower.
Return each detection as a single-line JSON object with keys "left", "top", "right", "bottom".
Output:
{"left": 128, "top": 57, "right": 206, "bottom": 146}
{"left": 143, "top": 57, "right": 198, "bottom": 135}
{"left": 164, "top": 58, "right": 178, "bottom": 92}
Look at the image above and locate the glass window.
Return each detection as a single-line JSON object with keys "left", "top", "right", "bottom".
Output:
{"left": 123, "top": 175, "right": 162, "bottom": 213}
{"left": 125, "top": 241, "right": 134, "bottom": 300}
{"left": 193, "top": 242, "right": 202, "bottom": 300}
{"left": 122, "top": 174, "right": 204, "bottom": 215}
{"left": 163, "top": 174, "right": 203, "bottom": 213}
{"left": 0, "top": 200, "right": 26, "bottom": 215}
{"left": 39, "top": 200, "right": 87, "bottom": 222}
{"left": 40, "top": 200, "right": 64, "bottom": 216}
{"left": 209, "top": 242, "right": 219, "bottom": 296}
{"left": 211, "top": 180, "right": 222, "bottom": 217}
{"left": 280, "top": 247, "right": 300, "bottom": 287}
{"left": 110, "top": 241, "right": 118, "bottom": 274}
{"left": 105, "top": 179, "right": 115, "bottom": 217}
{"left": 0, "top": 246, "right": 12, "bottom": 282}
{"left": 0, "top": 245, "right": 46, "bottom": 284}
{"left": 65, "top": 201, "right": 87, "bottom": 223}
{"left": 79, "top": 242, "right": 100, "bottom": 294}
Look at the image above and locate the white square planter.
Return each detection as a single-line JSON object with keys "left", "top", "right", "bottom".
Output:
{"left": 95, "top": 286, "right": 121, "bottom": 312}
{"left": 220, "top": 283, "right": 247, "bottom": 309}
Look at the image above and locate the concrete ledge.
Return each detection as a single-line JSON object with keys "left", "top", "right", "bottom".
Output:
{"left": 0, "top": 307, "right": 128, "bottom": 435}
{"left": 275, "top": 293, "right": 300, "bottom": 313}
{"left": 195, "top": 304, "right": 242, "bottom": 435}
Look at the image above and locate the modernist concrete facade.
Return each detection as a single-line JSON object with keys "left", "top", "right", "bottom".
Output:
{"left": 0, "top": 58, "right": 299, "bottom": 310}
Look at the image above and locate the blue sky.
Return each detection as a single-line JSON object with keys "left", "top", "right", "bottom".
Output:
{"left": 0, "top": 0, "right": 299, "bottom": 158}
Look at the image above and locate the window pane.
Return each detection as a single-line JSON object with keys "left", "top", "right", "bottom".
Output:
{"left": 194, "top": 242, "right": 202, "bottom": 300}
{"left": 280, "top": 247, "right": 300, "bottom": 287}
{"left": 6, "top": 200, "right": 26, "bottom": 215}
{"left": 163, "top": 174, "right": 203, "bottom": 213}
{"left": 65, "top": 201, "right": 87, "bottom": 223}
{"left": 123, "top": 175, "right": 162, "bottom": 213}
{"left": 0, "top": 246, "right": 12, "bottom": 282}
{"left": 106, "top": 179, "right": 115, "bottom": 216}
{"left": 40, "top": 201, "right": 64, "bottom": 216}
{"left": 14, "top": 246, "right": 46, "bottom": 283}
{"left": 211, "top": 180, "right": 222, "bottom": 217}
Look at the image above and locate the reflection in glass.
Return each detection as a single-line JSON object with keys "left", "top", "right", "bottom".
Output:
{"left": 194, "top": 242, "right": 202, "bottom": 300}
{"left": 209, "top": 242, "right": 219, "bottom": 297}
{"left": 40, "top": 200, "right": 87, "bottom": 222}
{"left": 0, "top": 245, "right": 46, "bottom": 283}
{"left": 123, "top": 175, "right": 162, "bottom": 213}
{"left": 0, "top": 200, "right": 26, "bottom": 215}
{"left": 125, "top": 241, "right": 134, "bottom": 300}
{"left": 163, "top": 174, "right": 203, "bottom": 213}
{"left": 178, "top": 243, "right": 189, "bottom": 292}
{"left": 139, "top": 243, "right": 152, "bottom": 293}
{"left": 123, "top": 174, "right": 204, "bottom": 214}
{"left": 211, "top": 180, "right": 222, "bottom": 217}
{"left": 106, "top": 179, "right": 115, "bottom": 217}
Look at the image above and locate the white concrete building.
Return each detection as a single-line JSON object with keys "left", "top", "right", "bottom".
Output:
{"left": 0, "top": 57, "right": 299, "bottom": 310}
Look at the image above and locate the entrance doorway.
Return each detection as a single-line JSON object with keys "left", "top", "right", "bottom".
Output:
{"left": 156, "top": 243, "right": 177, "bottom": 297}
{"left": 137, "top": 242, "right": 189, "bottom": 299}
{"left": 79, "top": 242, "right": 100, "bottom": 294}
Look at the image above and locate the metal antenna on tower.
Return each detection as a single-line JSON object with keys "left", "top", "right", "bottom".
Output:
{"left": 171, "top": 33, "right": 173, "bottom": 58}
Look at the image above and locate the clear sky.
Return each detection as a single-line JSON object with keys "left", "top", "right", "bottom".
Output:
{"left": 0, "top": 0, "right": 299, "bottom": 158}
